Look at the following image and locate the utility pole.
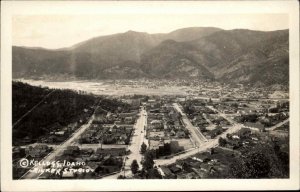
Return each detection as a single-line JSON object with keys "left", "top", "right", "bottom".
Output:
{"left": 123, "top": 154, "right": 126, "bottom": 177}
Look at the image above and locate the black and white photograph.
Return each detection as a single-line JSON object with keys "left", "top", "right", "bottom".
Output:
{"left": 1, "top": 0, "right": 299, "bottom": 191}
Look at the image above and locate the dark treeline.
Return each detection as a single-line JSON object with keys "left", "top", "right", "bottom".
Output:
{"left": 12, "top": 81, "right": 98, "bottom": 145}
{"left": 228, "top": 137, "right": 289, "bottom": 178}
{"left": 98, "top": 97, "right": 131, "bottom": 113}
{"left": 12, "top": 81, "right": 52, "bottom": 123}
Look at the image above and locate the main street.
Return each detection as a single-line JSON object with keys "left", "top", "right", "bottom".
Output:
{"left": 173, "top": 103, "right": 208, "bottom": 145}
{"left": 124, "top": 108, "right": 147, "bottom": 172}
{"left": 20, "top": 105, "right": 100, "bottom": 179}
{"left": 102, "top": 107, "right": 147, "bottom": 179}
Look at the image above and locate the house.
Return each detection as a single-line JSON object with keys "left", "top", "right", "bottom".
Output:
{"left": 116, "top": 139, "right": 126, "bottom": 145}
{"left": 124, "top": 117, "right": 134, "bottom": 124}
{"left": 88, "top": 154, "right": 102, "bottom": 162}
{"left": 160, "top": 166, "right": 174, "bottom": 178}
{"left": 174, "top": 121, "right": 181, "bottom": 128}
{"left": 125, "top": 127, "right": 133, "bottom": 134}
{"left": 148, "top": 99, "right": 156, "bottom": 103}
{"left": 120, "top": 133, "right": 128, "bottom": 140}
{"left": 238, "top": 128, "right": 251, "bottom": 138}
{"left": 200, "top": 163, "right": 212, "bottom": 172}
{"left": 251, "top": 137, "right": 259, "bottom": 141}
{"left": 54, "top": 131, "right": 65, "bottom": 136}
{"left": 176, "top": 131, "right": 186, "bottom": 138}
{"left": 109, "top": 124, "right": 118, "bottom": 133}
{"left": 81, "top": 148, "right": 94, "bottom": 157}
{"left": 177, "top": 97, "right": 186, "bottom": 102}
{"left": 103, "top": 136, "right": 115, "bottom": 144}
{"left": 192, "top": 157, "right": 203, "bottom": 163}
{"left": 148, "top": 131, "right": 165, "bottom": 139}
{"left": 131, "top": 98, "right": 141, "bottom": 107}
{"left": 148, "top": 140, "right": 164, "bottom": 150}
{"left": 232, "top": 135, "right": 240, "bottom": 140}
{"left": 86, "top": 161, "right": 100, "bottom": 170}
{"left": 170, "top": 130, "right": 176, "bottom": 136}
{"left": 13, "top": 146, "right": 22, "bottom": 154}
{"left": 169, "top": 110, "right": 180, "bottom": 121}
{"left": 169, "top": 165, "right": 181, "bottom": 174}
{"left": 150, "top": 120, "right": 163, "bottom": 130}
{"left": 184, "top": 172, "right": 200, "bottom": 179}
{"left": 25, "top": 145, "right": 49, "bottom": 158}
{"left": 160, "top": 166, "right": 172, "bottom": 176}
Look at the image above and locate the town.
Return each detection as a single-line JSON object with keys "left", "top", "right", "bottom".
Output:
{"left": 12, "top": 81, "right": 289, "bottom": 179}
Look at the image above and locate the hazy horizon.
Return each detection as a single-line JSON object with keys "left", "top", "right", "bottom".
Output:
{"left": 13, "top": 14, "right": 288, "bottom": 49}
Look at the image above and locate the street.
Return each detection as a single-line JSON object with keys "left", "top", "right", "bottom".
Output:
{"left": 19, "top": 105, "right": 100, "bottom": 179}
{"left": 155, "top": 104, "right": 243, "bottom": 167}
{"left": 173, "top": 103, "right": 208, "bottom": 145}
{"left": 266, "top": 118, "right": 289, "bottom": 131}
{"left": 103, "top": 107, "right": 147, "bottom": 179}
{"left": 124, "top": 108, "right": 147, "bottom": 172}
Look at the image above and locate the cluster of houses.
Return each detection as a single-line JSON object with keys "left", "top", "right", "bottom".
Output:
{"left": 19, "top": 121, "right": 81, "bottom": 145}
{"left": 160, "top": 148, "right": 230, "bottom": 179}
{"left": 181, "top": 102, "right": 230, "bottom": 139}
{"left": 42, "top": 122, "right": 79, "bottom": 144}
{"left": 93, "top": 111, "right": 138, "bottom": 125}
{"left": 77, "top": 109, "right": 138, "bottom": 145}
{"left": 161, "top": 122, "right": 282, "bottom": 179}
{"left": 144, "top": 101, "right": 190, "bottom": 158}
{"left": 78, "top": 123, "right": 133, "bottom": 145}
{"left": 24, "top": 144, "right": 52, "bottom": 158}
{"left": 218, "top": 126, "right": 268, "bottom": 150}
{"left": 40, "top": 146, "right": 126, "bottom": 179}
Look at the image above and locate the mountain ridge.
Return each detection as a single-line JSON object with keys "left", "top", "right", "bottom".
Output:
{"left": 12, "top": 27, "right": 289, "bottom": 86}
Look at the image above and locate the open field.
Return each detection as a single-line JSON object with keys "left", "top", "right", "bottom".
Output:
{"left": 18, "top": 79, "right": 195, "bottom": 96}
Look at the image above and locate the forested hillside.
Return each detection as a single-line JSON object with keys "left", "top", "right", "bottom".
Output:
{"left": 13, "top": 81, "right": 97, "bottom": 145}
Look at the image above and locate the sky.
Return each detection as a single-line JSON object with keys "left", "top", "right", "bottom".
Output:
{"left": 12, "top": 14, "right": 288, "bottom": 49}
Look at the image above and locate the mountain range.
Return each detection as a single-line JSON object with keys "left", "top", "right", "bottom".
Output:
{"left": 12, "top": 27, "right": 289, "bottom": 86}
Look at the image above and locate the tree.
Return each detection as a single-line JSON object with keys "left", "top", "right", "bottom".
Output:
{"left": 226, "top": 133, "right": 232, "bottom": 139}
{"left": 130, "top": 160, "right": 139, "bottom": 174}
{"left": 142, "top": 151, "right": 154, "bottom": 170}
{"left": 229, "top": 151, "right": 271, "bottom": 178}
{"left": 147, "top": 168, "right": 162, "bottom": 179}
{"left": 117, "top": 175, "right": 126, "bottom": 179}
{"left": 245, "top": 152, "right": 271, "bottom": 178}
{"left": 218, "top": 137, "right": 227, "bottom": 147}
{"left": 140, "top": 142, "right": 147, "bottom": 154}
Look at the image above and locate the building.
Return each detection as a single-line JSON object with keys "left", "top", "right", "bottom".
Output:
{"left": 25, "top": 145, "right": 49, "bottom": 158}
{"left": 148, "top": 131, "right": 165, "bottom": 140}
{"left": 150, "top": 120, "right": 163, "bottom": 130}
{"left": 148, "top": 140, "right": 164, "bottom": 150}
{"left": 124, "top": 117, "right": 134, "bottom": 124}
